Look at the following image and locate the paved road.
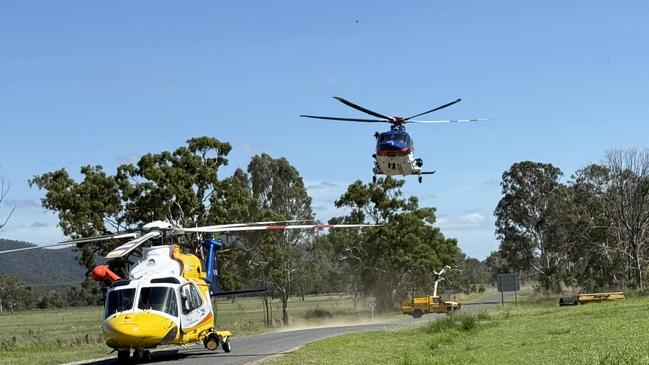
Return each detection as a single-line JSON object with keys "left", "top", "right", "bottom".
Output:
{"left": 81, "top": 293, "right": 515, "bottom": 365}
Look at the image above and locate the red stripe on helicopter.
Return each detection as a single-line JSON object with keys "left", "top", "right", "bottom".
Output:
{"left": 377, "top": 148, "right": 411, "bottom": 157}
{"left": 197, "top": 312, "right": 214, "bottom": 326}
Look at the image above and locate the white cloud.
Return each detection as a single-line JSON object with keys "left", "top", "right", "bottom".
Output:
{"left": 305, "top": 180, "right": 349, "bottom": 222}
{"left": 1, "top": 222, "right": 65, "bottom": 245}
{"left": 482, "top": 178, "right": 500, "bottom": 186}
{"left": 436, "top": 210, "right": 488, "bottom": 231}
{"left": 460, "top": 212, "right": 485, "bottom": 225}
{"left": 114, "top": 153, "right": 141, "bottom": 165}
{"left": 326, "top": 76, "right": 341, "bottom": 84}
{"left": 234, "top": 143, "right": 262, "bottom": 152}
{"left": 435, "top": 211, "right": 496, "bottom": 260}
{"left": 306, "top": 181, "right": 340, "bottom": 190}
{"left": 3, "top": 199, "right": 40, "bottom": 209}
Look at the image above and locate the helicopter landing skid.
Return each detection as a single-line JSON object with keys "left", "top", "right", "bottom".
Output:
{"left": 417, "top": 171, "right": 436, "bottom": 183}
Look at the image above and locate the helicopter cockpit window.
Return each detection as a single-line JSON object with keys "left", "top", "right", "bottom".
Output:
{"left": 138, "top": 286, "right": 178, "bottom": 317}
{"left": 378, "top": 134, "right": 407, "bottom": 144}
{"left": 105, "top": 288, "right": 136, "bottom": 318}
{"left": 180, "top": 283, "right": 203, "bottom": 314}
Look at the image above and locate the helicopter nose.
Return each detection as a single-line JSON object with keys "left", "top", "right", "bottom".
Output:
{"left": 103, "top": 312, "right": 178, "bottom": 348}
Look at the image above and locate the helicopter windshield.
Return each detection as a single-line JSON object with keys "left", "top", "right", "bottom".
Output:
{"left": 105, "top": 288, "right": 136, "bottom": 318}
{"left": 378, "top": 133, "right": 409, "bottom": 144}
{"left": 138, "top": 286, "right": 178, "bottom": 317}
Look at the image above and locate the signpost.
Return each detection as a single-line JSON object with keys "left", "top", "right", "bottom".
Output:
{"left": 497, "top": 273, "right": 520, "bottom": 307}
{"left": 444, "top": 289, "right": 456, "bottom": 302}
{"left": 368, "top": 296, "right": 376, "bottom": 320}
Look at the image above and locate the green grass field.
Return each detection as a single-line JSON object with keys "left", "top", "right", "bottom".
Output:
{"left": 0, "top": 294, "right": 385, "bottom": 365}
{"left": 0, "top": 306, "right": 107, "bottom": 365}
{"left": 269, "top": 295, "right": 649, "bottom": 365}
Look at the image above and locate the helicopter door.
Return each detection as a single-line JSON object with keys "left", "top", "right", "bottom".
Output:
{"left": 179, "top": 283, "right": 209, "bottom": 332}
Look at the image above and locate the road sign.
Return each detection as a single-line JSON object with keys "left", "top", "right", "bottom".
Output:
{"left": 497, "top": 273, "right": 520, "bottom": 307}
{"left": 368, "top": 296, "right": 376, "bottom": 307}
{"left": 496, "top": 273, "right": 520, "bottom": 292}
{"left": 368, "top": 296, "right": 376, "bottom": 320}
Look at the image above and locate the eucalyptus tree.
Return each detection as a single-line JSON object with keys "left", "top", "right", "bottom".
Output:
{"left": 494, "top": 161, "right": 567, "bottom": 292}
{"left": 244, "top": 153, "right": 314, "bottom": 326}
{"left": 331, "top": 177, "right": 460, "bottom": 311}
{"left": 604, "top": 149, "right": 649, "bottom": 290}
{"left": 29, "top": 137, "right": 233, "bottom": 271}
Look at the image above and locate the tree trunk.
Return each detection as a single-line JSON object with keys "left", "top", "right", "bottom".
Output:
{"left": 634, "top": 248, "right": 644, "bottom": 291}
{"left": 281, "top": 294, "right": 289, "bottom": 326}
{"left": 263, "top": 296, "right": 271, "bottom": 327}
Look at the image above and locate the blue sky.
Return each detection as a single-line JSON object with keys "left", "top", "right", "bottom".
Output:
{"left": 0, "top": 1, "right": 648, "bottom": 259}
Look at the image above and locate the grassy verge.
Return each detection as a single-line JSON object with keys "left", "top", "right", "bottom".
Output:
{"left": 269, "top": 296, "right": 649, "bottom": 365}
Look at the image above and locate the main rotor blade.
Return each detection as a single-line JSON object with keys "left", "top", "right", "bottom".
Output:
{"left": 404, "top": 99, "right": 462, "bottom": 121}
{"left": 59, "top": 232, "right": 139, "bottom": 244}
{"left": 300, "top": 115, "right": 388, "bottom": 123}
{"left": 184, "top": 219, "right": 314, "bottom": 232}
{"left": 333, "top": 97, "right": 393, "bottom": 121}
{"left": 407, "top": 118, "right": 490, "bottom": 124}
{"left": 0, "top": 232, "right": 139, "bottom": 255}
{"left": 0, "top": 242, "right": 75, "bottom": 254}
{"left": 105, "top": 231, "right": 160, "bottom": 259}
{"left": 185, "top": 223, "right": 379, "bottom": 233}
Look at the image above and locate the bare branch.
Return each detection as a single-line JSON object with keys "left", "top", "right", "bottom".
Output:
{"left": 0, "top": 171, "right": 15, "bottom": 231}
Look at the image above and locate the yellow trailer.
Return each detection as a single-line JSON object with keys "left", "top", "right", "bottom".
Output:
{"left": 559, "top": 292, "right": 625, "bottom": 306}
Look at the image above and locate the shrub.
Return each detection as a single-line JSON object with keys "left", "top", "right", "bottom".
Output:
{"left": 460, "top": 315, "right": 476, "bottom": 331}
{"left": 304, "top": 308, "right": 333, "bottom": 320}
{"left": 425, "top": 317, "right": 457, "bottom": 333}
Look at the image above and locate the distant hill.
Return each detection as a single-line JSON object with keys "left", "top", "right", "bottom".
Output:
{"left": 0, "top": 239, "right": 87, "bottom": 291}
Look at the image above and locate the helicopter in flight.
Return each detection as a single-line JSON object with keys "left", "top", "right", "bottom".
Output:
{"left": 301, "top": 97, "right": 487, "bottom": 183}
{"left": 0, "top": 219, "right": 376, "bottom": 363}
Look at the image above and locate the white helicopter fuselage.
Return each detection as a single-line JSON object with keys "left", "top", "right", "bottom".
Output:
{"left": 374, "top": 151, "right": 422, "bottom": 176}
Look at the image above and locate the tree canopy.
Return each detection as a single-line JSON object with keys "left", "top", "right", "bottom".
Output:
{"left": 491, "top": 150, "right": 649, "bottom": 293}
{"left": 328, "top": 177, "right": 461, "bottom": 310}
{"left": 28, "top": 136, "right": 471, "bottom": 321}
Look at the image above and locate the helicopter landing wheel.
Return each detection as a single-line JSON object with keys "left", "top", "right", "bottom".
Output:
{"left": 117, "top": 349, "right": 130, "bottom": 364}
{"left": 205, "top": 335, "right": 219, "bottom": 351}
{"left": 142, "top": 350, "right": 151, "bottom": 362}
{"left": 222, "top": 337, "right": 232, "bottom": 353}
{"left": 418, "top": 176, "right": 423, "bottom": 183}
{"left": 133, "top": 348, "right": 150, "bottom": 363}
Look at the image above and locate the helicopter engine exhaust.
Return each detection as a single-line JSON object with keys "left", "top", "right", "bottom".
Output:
{"left": 91, "top": 265, "right": 121, "bottom": 283}
{"left": 204, "top": 238, "right": 223, "bottom": 295}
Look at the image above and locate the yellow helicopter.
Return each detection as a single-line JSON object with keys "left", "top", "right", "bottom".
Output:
{"left": 0, "top": 219, "right": 375, "bottom": 363}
